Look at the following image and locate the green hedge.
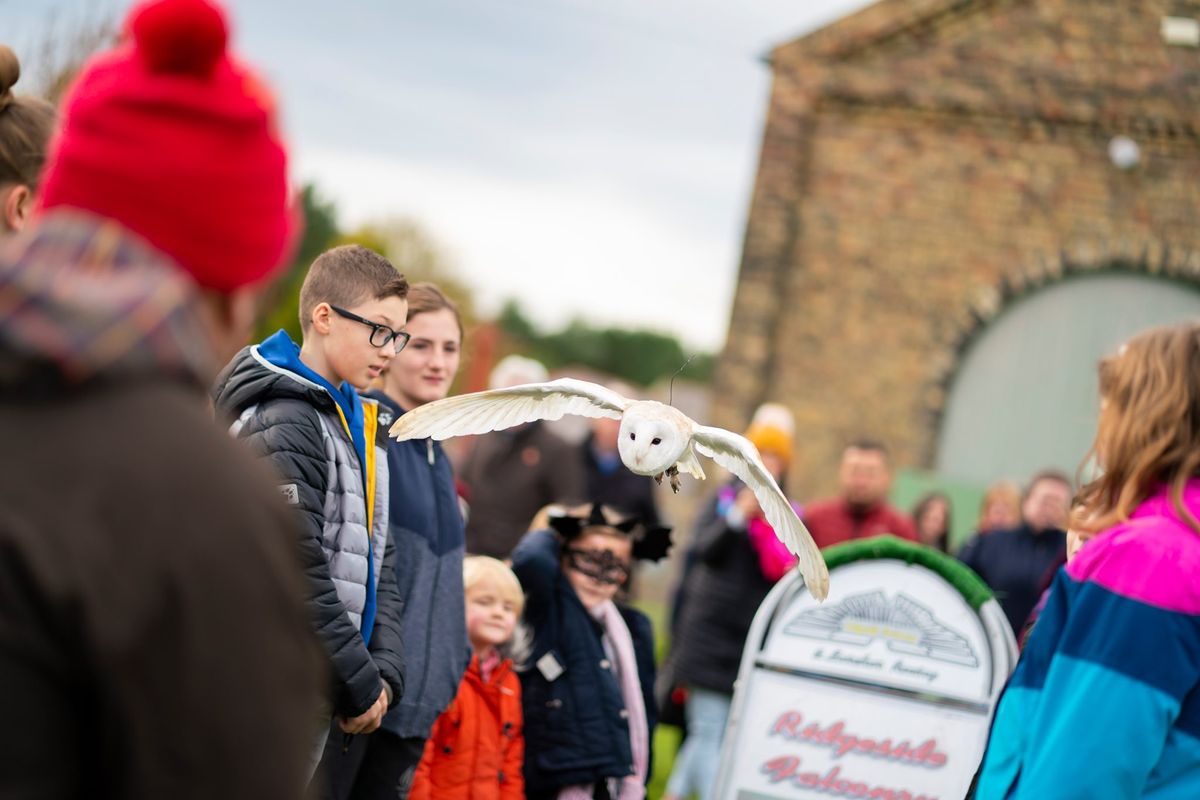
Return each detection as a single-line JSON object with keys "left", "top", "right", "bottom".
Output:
{"left": 821, "top": 535, "right": 994, "bottom": 610}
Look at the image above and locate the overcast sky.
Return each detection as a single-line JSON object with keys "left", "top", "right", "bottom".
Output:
{"left": 13, "top": 0, "right": 873, "bottom": 351}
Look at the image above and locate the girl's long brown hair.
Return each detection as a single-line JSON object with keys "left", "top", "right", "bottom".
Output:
{"left": 406, "top": 282, "right": 463, "bottom": 340}
{"left": 1072, "top": 322, "right": 1200, "bottom": 536}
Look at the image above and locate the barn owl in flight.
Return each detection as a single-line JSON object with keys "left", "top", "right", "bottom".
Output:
{"left": 389, "top": 378, "right": 829, "bottom": 600}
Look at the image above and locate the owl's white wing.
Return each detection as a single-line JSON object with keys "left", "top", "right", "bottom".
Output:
{"left": 388, "top": 378, "right": 629, "bottom": 442}
{"left": 692, "top": 425, "right": 830, "bottom": 601}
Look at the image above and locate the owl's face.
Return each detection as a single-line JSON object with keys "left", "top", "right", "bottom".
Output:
{"left": 617, "top": 412, "right": 684, "bottom": 475}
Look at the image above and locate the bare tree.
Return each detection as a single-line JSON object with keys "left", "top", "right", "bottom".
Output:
{"left": 16, "top": 1, "right": 118, "bottom": 104}
{"left": 339, "top": 217, "right": 478, "bottom": 328}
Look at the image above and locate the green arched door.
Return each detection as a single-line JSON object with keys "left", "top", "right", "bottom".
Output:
{"left": 935, "top": 272, "right": 1200, "bottom": 485}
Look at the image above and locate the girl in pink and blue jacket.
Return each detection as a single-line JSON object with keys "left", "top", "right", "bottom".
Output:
{"left": 977, "top": 322, "right": 1200, "bottom": 799}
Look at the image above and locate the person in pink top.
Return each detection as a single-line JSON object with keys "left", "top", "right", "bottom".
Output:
{"left": 663, "top": 403, "right": 800, "bottom": 800}
{"left": 802, "top": 440, "right": 918, "bottom": 548}
{"left": 977, "top": 322, "right": 1200, "bottom": 799}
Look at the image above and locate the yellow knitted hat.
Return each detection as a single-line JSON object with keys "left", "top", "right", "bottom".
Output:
{"left": 745, "top": 402, "right": 794, "bottom": 467}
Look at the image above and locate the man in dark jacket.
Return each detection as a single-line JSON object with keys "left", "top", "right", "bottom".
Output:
{"left": 958, "top": 469, "right": 1071, "bottom": 635}
{"left": 0, "top": 1, "right": 322, "bottom": 796}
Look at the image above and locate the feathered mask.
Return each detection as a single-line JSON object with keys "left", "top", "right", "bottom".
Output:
{"left": 547, "top": 503, "right": 673, "bottom": 563}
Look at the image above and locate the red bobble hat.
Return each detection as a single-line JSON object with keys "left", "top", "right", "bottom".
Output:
{"left": 38, "top": 0, "right": 298, "bottom": 292}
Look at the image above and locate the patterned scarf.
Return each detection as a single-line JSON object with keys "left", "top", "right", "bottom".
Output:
{"left": 558, "top": 600, "right": 648, "bottom": 800}
{"left": 0, "top": 211, "right": 215, "bottom": 391}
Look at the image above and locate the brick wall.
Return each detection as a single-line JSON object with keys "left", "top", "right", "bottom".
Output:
{"left": 715, "top": 0, "right": 1200, "bottom": 500}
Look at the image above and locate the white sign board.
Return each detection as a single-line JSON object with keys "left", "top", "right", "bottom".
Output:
{"left": 762, "top": 561, "right": 994, "bottom": 704}
{"left": 725, "top": 671, "right": 989, "bottom": 800}
{"left": 714, "top": 556, "right": 1016, "bottom": 800}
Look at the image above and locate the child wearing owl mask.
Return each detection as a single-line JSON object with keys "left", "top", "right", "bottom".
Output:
{"left": 510, "top": 503, "right": 670, "bottom": 799}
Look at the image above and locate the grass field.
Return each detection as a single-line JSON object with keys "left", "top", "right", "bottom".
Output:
{"left": 649, "top": 724, "right": 684, "bottom": 799}
{"left": 632, "top": 597, "right": 684, "bottom": 800}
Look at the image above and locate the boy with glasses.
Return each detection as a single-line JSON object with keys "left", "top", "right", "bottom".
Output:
{"left": 214, "top": 244, "right": 410, "bottom": 798}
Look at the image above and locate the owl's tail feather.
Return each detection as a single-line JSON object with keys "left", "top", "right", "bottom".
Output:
{"left": 676, "top": 447, "right": 707, "bottom": 481}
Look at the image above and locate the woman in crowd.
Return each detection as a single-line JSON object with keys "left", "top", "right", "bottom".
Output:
{"left": 976, "top": 480, "right": 1021, "bottom": 534}
{"left": 912, "top": 491, "right": 952, "bottom": 552}
{"left": 976, "top": 322, "right": 1200, "bottom": 798}
{"left": 354, "top": 283, "right": 471, "bottom": 800}
{"left": 0, "top": 45, "right": 56, "bottom": 234}
{"left": 512, "top": 503, "right": 666, "bottom": 799}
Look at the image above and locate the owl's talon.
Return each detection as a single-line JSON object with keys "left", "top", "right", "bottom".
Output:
{"left": 666, "top": 465, "right": 681, "bottom": 494}
{"left": 653, "top": 472, "right": 664, "bottom": 485}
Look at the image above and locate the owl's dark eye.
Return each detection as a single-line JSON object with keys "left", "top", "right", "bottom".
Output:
{"left": 651, "top": 437, "right": 662, "bottom": 445}
{"left": 629, "top": 433, "right": 636, "bottom": 441}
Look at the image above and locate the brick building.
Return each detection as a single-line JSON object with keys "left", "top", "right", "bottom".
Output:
{"left": 714, "top": 0, "right": 1200, "bottom": 510}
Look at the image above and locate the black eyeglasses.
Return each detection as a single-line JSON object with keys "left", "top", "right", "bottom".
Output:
{"left": 330, "top": 306, "right": 410, "bottom": 351}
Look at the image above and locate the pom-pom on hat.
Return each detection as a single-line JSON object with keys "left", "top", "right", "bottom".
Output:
{"left": 745, "top": 401, "right": 795, "bottom": 468}
{"left": 38, "top": 0, "right": 298, "bottom": 292}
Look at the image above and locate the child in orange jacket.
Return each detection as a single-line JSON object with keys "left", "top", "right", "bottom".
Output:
{"left": 410, "top": 556, "right": 525, "bottom": 800}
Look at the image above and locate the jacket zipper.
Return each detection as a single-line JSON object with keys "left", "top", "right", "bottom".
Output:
{"left": 412, "top": 438, "right": 442, "bottom": 714}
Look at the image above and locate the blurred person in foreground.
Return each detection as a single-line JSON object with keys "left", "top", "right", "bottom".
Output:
{"left": 459, "top": 355, "right": 585, "bottom": 558}
{"left": 976, "top": 322, "right": 1200, "bottom": 799}
{"left": 0, "top": 0, "right": 322, "bottom": 797}
{"left": 0, "top": 45, "right": 55, "bottom": 234}
{"left": 958, "top": 470, "right": 1070, "bottom": 636}
{"left": 802, "top": 439, "right": 917, "bottom": 547}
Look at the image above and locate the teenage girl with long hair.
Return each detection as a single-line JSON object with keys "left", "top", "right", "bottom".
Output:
{"left": 976, "top": 322, "right": 1200, "bottom": 798}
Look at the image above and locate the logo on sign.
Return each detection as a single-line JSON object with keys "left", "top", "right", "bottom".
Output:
{"left": 783, "top": 591, "right": 978, "bottom": 667}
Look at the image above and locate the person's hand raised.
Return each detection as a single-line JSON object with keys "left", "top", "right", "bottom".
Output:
{"left": 736, "top": 486, "right": 763, "bottom": 521}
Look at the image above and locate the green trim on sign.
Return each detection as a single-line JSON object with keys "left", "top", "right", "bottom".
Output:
{"left": 821, "top": 535, "right": 994, "bottom": 610}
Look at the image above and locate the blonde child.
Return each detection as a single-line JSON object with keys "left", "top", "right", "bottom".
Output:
{"left": 410, "top": 557, "right": 526, "bottom": 800}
